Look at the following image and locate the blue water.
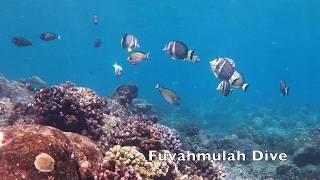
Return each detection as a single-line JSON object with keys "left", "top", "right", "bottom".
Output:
{"left": 1, "top": 0, "right": 320, "bottom": 122}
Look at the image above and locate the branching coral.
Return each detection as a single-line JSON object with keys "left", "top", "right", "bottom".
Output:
{"left": 104, "top": 116, "right": 162, "bottom": 155}
{"left": 33, "top": 82, "right": 105, "bottom": 139}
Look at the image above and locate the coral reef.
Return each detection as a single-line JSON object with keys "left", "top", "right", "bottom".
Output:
{"left": 33, "top": 82, "right": 105, "bottom": 139}
{"left": 0, "top": 76, "right": 227, "bottom": 180}
{"left": 111, "top": 84, "right": 138, "bottom": 105}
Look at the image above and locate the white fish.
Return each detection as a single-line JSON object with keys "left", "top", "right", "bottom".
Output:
{"left": 113, "top": 63, "right": 123, "bottom": 76}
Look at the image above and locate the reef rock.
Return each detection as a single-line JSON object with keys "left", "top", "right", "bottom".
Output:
{"left": 0, "top": 74, "right": 35, "bottom": 104}
{"left": 111, "top": 84, "right": 138, "bottom": 105}
{"left": 293, "top": 146, "right": 320, "bottom": 167}
{"left": 0, "top": 125, "right": 79, "bottom": 179}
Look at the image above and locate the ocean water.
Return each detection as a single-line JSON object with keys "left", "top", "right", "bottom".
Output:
{"left": 1, "top": 0, "right": 320, "bottom": 131}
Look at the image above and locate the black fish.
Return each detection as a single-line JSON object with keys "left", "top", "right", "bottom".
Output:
{"left": 163, "top": 40, "right": 188, "bottom": 59}
{"left": 12, "top": 36, "right": 32, "bottom": 47}
{"left": 280, "top": 80, "right": 289, "bottom": 96}
{"left": 94, "top": 39, "right": 102, "bottom": 48}
{"left": 217, "top": 80, "right": 231, "bottom": 96}
{"left": 40, "top": 32, "right": 61, "bottom": 41}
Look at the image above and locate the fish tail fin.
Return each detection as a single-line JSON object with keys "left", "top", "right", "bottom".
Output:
{"left": 187, "top": 49, "right": 195, "bottom": 60}
{"left": 57, "top": 35, "right": 61, "bottom": 40}
{"left": 155, "top": 83, "right": 160, "bottom": 89}
{"left": 146, "top": 52, "right": 150, "bottom": 59}
{"left": 242, "top": 83, "right": 249, "bottom": 92}
{"left": 128, "top": 48, "right": 133, "bottom": 52}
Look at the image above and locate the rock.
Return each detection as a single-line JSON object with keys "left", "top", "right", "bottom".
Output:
{"left": 293, "top": 146, "right": 320, "bottom": 167}
{"left": 0, "top": 125, "right": 79, "bottom": 179}
{"left": 111, "top": 84, "right": 138, "bottom": 105}
{"left": 275, "top": 164, "right": 301, "bottom": 180}
{"left": 185, "top": 126, "right": 200, "bottom": 137}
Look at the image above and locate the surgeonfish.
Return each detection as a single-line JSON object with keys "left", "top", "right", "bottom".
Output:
{"left": 280, "top": 80, "right": 289, "bottom": 96}
{"left": 155, "top": 83, "right": 180, "bottom": 105}
{"left": 12, "top": 36, "right": 32, "bottom": 47}
{"left": 163, "top": 40, "right": 199, "bottom": 63}
{"left": 217, "top": 80, "right": 231, "bottom": 96}
{"left": 113, "top": 63, "right": 123, "bottom": 76}
{"left": 210, "top": 57, "right": 235, "bottom": 80}
{"left": 229, "top": 71, "right": 249, "bottom": 92}
{"left": 127, "top": 51, "right": 149, "bottom": 65}
{"left": 40, "top": 32, "right": 61, "bottom": 41}
{"left": 121, "top": 34, "right": 140, "bottom": 52}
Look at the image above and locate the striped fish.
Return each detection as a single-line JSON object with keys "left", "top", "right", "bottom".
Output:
{"left": 121, "top": 34, "right": 140, "bottom": 52}
{"left": 217, "top": 80, "right": 231, "bottom": 96}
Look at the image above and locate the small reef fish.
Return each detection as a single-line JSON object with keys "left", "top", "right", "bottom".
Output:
{"left": 113, "top": 63, "right": 123, "bottom": 76}
{"left": 156, "top": 83, "right": 180, "bottom": 105}
{"left": 94, "top": 39, "right": 102, "bottom": 48}
{"left": 28, "top": 76, "right": 47, "bottom": 89}
{"left": 40, "top": 32, "right": 61, "bottom": 41}
{"left": 163, "top": 40, "right": 199, "bottom": 63}
{"left": 280, "top": 80, "right": 289, "bottom": 96}
{"left": 217, "top": 80, "right": 231, "bottom": 96}
{"left": 92, "top": 15, "right": 99, "bottom": 25}
{"left": 210, "top": 57, "right": 235, "bottom": 80}
{"left": 12, "top": 36, "right": 32, "bottom": 47}
{"left": 127, "top": 51, "right": 149, "bottom": 65}
{"left": 121, "top": 34, "right": 139, "bottom": 52}
{"left": 229, "top": 70, "right": 249, "bottom": 92}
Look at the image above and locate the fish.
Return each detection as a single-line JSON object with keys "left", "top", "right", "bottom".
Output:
{"left": 11, "top": 36, "right": 32, "bottom": 47}
{"left": 94, "top": 39, "right": 102, "bottom": 48}
{"left": 127, "top": 51, "right": 149, "bottom": 65}
{"left": 156, "top": 83, "right": 180, "bottom": 105}
{"left": 163, "top": 40, "right": 197, "bottom": 61}
{"left": 28, "top": 76, "right": 47, "bottom": 89}
{"left": 229, "top": 71, "right": 249, "bottom": 92}
{"left": 280, "top": 80, "right": 289, "bottom": 96}
{"left": 113, "top": 63, "right": 123, "bottom": 76}
{"left": 92, "top": 15, "right": 99, "bottom": 25}
{"left": 210, "top": 57, "right": 235, "bottom": 80}
{"left": 40, "top": 32, "right": 61, "bottom": 41}
{"left": 121, "top": 34, "right": 139, "bottom": 52}
{"left": 217, "top": 80, "right": 231, "bottom": 96}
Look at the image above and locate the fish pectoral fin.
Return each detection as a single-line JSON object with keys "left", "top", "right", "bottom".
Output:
{"left": 128, "top": 48, "right": 133, "bottom": 52}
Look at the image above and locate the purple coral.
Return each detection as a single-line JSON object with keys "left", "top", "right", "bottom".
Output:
{"left": 154, "top": 124, "right": 183, "bottom": 153}
{"left": 33, "top": 82, "right": 105, "bottom": 139}
{"left": 103, "top": 115, "right": 162, "bottom": 155}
